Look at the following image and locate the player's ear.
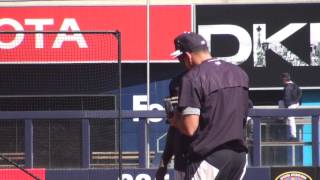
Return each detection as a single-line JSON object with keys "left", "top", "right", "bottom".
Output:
{"left": 185, "top": 52, "right": 193, "bottom": 68}
{"left": 185, "top": 51, "right": 191, "bottom": 57}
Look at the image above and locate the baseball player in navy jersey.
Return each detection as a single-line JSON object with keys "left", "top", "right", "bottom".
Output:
{"left": 168, "top": 32, "right": 249, "bottom": 180}
{"left": 156, "top": 71, "right": 190, "bottom": 180}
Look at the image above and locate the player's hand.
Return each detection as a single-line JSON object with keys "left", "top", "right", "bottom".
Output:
{"left": 155, "top": 166, "right": 167, "bottom": 180}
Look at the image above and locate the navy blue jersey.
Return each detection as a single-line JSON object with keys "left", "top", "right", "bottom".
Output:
{"left": 162, "top": 71, "right": 190, "bottom": 171}
{"left": 178, "top": 59, "right": 249, "bottom": 158}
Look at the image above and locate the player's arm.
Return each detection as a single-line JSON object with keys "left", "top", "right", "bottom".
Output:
{"left": 170, "top": 74, "right": 202, "bottom": 136}
{"left": 156, "top": 126, "right": 176, "bottom": 180}
{"left": 170, "top": 107, "right": 200, "bottom": 137}
{"left": 161, "top": 126, "right": 175, "bottom": 166}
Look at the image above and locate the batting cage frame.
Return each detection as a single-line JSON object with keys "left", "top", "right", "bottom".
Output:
{"left": 0, "top": 30, "right": 122, "bottom": 180}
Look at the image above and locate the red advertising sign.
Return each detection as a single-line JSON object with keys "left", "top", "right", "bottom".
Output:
{"left": 0, "top": 6, "right": 191, "bottom": 63}
{"left": 0, "top": 169, "right": 45, "bottom": 180}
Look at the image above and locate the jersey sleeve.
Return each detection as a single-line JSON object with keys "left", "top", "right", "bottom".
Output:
{"left": 178, "top": 75, "right": 202, "bottom": 110}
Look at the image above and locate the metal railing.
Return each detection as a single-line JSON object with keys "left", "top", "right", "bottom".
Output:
{"left": 0, "top": 108, "right": 319, "bottom": 168}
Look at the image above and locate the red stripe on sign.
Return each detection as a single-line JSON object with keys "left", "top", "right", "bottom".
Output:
{"left": 0, "top": 6, "right": 191, "bottom": 63}
{"left": 151, "top": 6, "right": 192, "bottom": 62}
{"left": 0, "top": 168, "right": 45, "bottom": 180}
{"left": 0, "top": 6, "right": 146, "bottom": 63}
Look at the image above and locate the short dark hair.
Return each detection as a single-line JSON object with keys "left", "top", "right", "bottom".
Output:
{"left": 281, "top": 72, "right": 291, "bottom": 81}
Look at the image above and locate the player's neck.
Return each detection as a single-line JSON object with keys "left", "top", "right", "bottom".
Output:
{"left": 193, "top": 53, "right": 212, "bottom": 65}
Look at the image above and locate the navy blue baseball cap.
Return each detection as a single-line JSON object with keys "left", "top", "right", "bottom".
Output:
{"left": 171, "top": 32, "right": 208, "bottom": 58}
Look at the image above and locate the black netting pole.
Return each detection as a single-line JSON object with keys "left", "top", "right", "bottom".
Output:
{"left": 116, "top": 31, "right": 123, "bottom": 180}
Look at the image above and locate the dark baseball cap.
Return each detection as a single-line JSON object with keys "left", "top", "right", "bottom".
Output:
{"left": 170, "top": 32, "right": 208, "bottom": 58}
